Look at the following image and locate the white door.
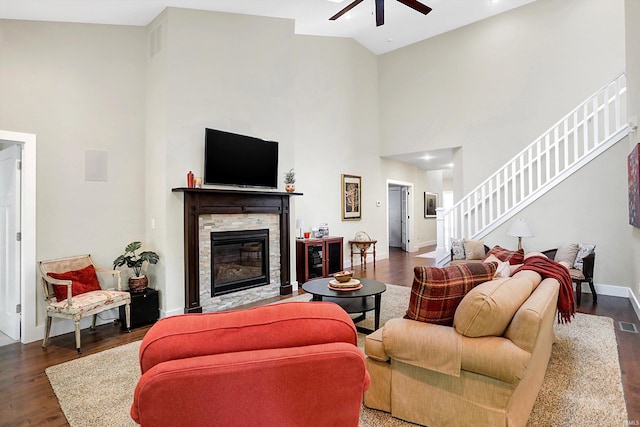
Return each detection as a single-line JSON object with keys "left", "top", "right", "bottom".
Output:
{"left": 400, "top": 187, "right": 408, "bottom": 252}
{"left": 388, "top": 187, "right": 402, "bottom": 247}
{"left": 0, "top": 144, "right": 21, "bottom": 340}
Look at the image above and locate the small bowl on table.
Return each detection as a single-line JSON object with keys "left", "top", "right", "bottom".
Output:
{"left": 334, "top": 270, "right": 353, "bottom": 283}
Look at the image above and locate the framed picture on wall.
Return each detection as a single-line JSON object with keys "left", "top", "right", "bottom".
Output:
{"left": 342, "top": 174, "right": 362, "bottom": 220}
{"left": 424, "top": 192, "right": 437, "bottom": 218}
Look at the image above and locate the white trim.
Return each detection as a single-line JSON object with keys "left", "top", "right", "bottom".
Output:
{"left": 161, "top": 308, "right": 184, "bottom": 318}
{"left": 589, "top": 283, "right": 630, "bottom": 298}
{"left": 0, "top": 130, "right": 37, "bottom": 344}
{"left": 629, "top": 289, "right": 640, "bottom": 322}
{"left": 579, "top": 283, "right": 640, "bottom": 322}
{"left": 416, "top": 240, "right": 437, "bottom": 249}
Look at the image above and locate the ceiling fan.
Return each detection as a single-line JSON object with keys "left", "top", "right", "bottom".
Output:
{"left": 329, "top": 0, "right": 432, "bottom": 27}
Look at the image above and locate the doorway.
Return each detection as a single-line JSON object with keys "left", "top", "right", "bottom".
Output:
{"left": 0, "top": 144, "right": 21, "bottom": 342}
{"left": 0, "top": 130, "right": 36, "bottom": 345}
{"left": 387, "top": 181, "right": 413, "bottom": 253}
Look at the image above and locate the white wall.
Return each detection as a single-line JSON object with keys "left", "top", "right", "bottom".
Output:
{"left": 0, "top": 20, "right": 146, "bottom": 332}
{"left": 144, "top": 10, "right": 170, "bottom": 313}
{"left": 146, "top": 9, "right": 297, "bottom": 314}
{"left": 378, "top": 0, "right": 626, "bottom": 192}
{"left": 291, "top": 34, "right": 380, "bottom": 255}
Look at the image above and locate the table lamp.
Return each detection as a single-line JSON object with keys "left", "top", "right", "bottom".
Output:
{"left": 506, "top": 219, "right": 534, "bottom": 250}
{"left": 295, "top": 219, "right": 305, "bottom": 239}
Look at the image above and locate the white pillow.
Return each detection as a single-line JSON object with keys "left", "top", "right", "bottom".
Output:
{"left": 574, "top": 243, "right": 596, "bottom": 270}
{"left": 484, "top": 254, "right": 511, "bottom": 278}
{"left": 451, "top": 238, "right": 465, "bottom": 260}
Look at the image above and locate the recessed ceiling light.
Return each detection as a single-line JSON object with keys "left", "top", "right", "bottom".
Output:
{"left": 421, "top": 155, "right": 433, "bottom": 160}
{"left": 327, "top": 0, "right": 345, "bottom": 3}
{"left": 344, "top": 13, "right": 352, "bottom": 20}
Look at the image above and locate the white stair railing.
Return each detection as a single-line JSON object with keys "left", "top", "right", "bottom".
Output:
{"left": 437, "top": 73, "right": 628, "bottom": 256}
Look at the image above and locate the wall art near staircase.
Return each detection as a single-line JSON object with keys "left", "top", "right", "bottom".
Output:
{"left": 424, "top": 192, "right": 437, "bottom": 218}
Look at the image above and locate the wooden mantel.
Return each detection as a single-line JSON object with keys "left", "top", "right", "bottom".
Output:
{"left": 172, "top": 187, "right": 301, "bottom": 313}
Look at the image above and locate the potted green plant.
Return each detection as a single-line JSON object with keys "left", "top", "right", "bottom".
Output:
{"left": 113, "top": 241, "right": 159, "bottom": 292}
{"left": 284, "top": 168, "right": 296, "bottom": 193}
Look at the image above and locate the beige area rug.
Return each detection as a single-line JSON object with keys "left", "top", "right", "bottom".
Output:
{"left": 46, "top": 284, "right": 627, "bottom": 427}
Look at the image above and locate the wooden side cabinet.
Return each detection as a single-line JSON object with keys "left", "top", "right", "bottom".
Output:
{"left": 119, "top": 288, "right": 159, "bottom": 329}
{"left": 296, "top": 236, "right": 344, "bottom": 284}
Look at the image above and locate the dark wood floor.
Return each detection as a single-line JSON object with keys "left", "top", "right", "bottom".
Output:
{"left": 1, "top": 246, "right": 638, "bottom": 426}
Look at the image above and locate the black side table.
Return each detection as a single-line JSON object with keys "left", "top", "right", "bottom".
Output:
{"left": 119, "top": 288, "right": 159, "bottom": 329}
{"left": 301, "top": 278, "right": 386, "bottom": 334}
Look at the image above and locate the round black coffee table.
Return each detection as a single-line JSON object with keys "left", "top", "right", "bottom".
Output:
{"left": 301, "top": 278, "right": 386, "bottom": 334}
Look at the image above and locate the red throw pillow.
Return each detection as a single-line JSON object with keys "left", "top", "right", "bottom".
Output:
{"left": 483, "top": 245, "right": 525, "bottom": 265}
{"left": 48, "top": 264, "right": 102, "bottom": 301}
{"left": 404, "top": 262, "right": 497, "bottom": 326}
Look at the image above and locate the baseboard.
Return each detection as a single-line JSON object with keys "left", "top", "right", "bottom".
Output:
{"left": 628, "top": 288, "right": 640, "bottom": 321}
{"left": 415, "top": 240, "right": 436, "bottom": 250}
{"left": 588, "top": 283, "right": 640, "bottom": 322}
{"left": 161, "top": 307, "right": 185, "bottom": 319}
{"left": 591, "top": 283, "right": 630, "bottom": 298}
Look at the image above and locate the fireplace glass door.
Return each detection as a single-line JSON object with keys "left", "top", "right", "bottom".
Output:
{"left": 211, "top": 229, "right": 269, "bottom": 296}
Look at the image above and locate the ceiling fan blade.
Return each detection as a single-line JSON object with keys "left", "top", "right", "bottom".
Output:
{"left": 376, "top": 0, "right": 384, "bottom": 26}
{"left": 329, "top": 0, "right": 365, "bottom": 20}
{"left": 396, "top": 0, "right": 432, "bottom": 15}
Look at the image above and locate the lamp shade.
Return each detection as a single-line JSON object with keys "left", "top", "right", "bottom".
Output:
{"left": 295, "top": 219, "right": 305, "bottom": 230}
{"left": 506, "top": 219, "right": 534, "bottom": 238}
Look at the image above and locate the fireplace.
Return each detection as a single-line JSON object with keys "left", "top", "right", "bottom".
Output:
{"left": 211, "top": 229, "right": 270, "bottom": 296}
{"left": 173, "top": 187, "right": 298, "bottom": 313}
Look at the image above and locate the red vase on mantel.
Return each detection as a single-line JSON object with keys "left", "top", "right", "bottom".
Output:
{"left": 129, "top": 276, "right": 148, "bottom": 293}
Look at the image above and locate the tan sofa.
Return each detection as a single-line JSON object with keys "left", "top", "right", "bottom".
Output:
{"left": 363, "top": 269, "right": 560, "bottom": 427}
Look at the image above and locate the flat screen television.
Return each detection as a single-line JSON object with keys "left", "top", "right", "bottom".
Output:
{"left": 204, "top": 128, "right": 279, "bottom": 189}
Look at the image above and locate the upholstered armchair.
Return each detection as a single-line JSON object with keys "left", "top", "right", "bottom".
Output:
{"left": 130, "top": 301, "right": 370, "bottom": 427}
{"left": 39, "top": 254, "right": 131, "bottom": 353}
{"left": 542, "top": 247, "right": 596, "bottom": 305}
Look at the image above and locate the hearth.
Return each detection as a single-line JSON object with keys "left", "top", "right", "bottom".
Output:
{"left": 211, "top": 229, "right": 270, "bottom": 296}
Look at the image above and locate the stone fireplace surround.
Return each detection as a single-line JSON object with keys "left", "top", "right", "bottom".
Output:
{"left": 173, "top": 188, "right": 297, "bottom": 313}
{"left": 200, "top": 214, "right": 279, "bottom": 312}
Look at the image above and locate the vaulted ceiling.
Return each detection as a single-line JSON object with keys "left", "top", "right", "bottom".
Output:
{"left": 0, "top": 0, "right": 537, "bottom": 55}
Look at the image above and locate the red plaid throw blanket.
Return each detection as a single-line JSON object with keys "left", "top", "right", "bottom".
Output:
{"left": 513, "top": 255, "right": 575, "bottom": 323}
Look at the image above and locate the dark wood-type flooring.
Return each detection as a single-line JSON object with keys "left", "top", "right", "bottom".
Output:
{"left": 1, "top": 246, "right": 638, "bottom": 426}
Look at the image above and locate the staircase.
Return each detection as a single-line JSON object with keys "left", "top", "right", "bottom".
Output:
{"left": 435, "top": 72, "right": 629, "bottom": 265}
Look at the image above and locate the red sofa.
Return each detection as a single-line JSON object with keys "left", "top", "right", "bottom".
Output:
{"left": 130, "top": 301, "right": 370, "bottom": 427}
